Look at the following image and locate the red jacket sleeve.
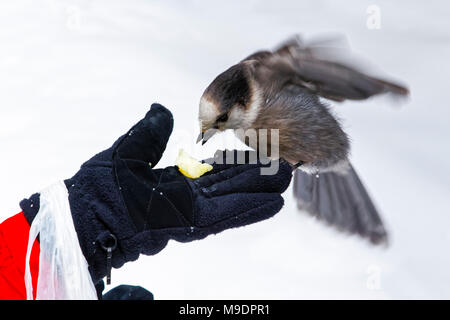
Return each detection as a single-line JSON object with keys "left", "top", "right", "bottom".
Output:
{"left": 0, "top": 212, "right": 40, "bottom": 300}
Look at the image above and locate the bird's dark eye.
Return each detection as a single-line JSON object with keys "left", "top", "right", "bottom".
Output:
{"left": 216, "top": 113, "right": 228, "bottom": 123}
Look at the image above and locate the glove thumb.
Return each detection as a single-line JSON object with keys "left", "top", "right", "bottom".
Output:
{"left": 116, "top": 103, "right": 174, "bottom": 167}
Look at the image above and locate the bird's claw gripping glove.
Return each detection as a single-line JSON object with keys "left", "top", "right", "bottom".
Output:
{"left": 20, "top": 103, "right": 292, "bottom": 285}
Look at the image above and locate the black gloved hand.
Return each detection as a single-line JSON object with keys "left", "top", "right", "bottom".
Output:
{"left": 20, "top": 103, "right": 292, "bottom": 285}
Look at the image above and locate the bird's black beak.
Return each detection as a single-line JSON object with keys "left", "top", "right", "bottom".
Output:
{"left": 196, "top": 129, "right": 218, "bottom": 145}
{"left": 196, "top": 132, "right": 207, "bottom": 145}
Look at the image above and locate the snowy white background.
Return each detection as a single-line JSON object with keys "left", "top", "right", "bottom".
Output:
{"left": 1, "top": 0, "right": 449, "bottom": 299}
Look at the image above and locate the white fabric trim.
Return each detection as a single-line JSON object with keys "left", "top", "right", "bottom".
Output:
{"left": 24, "top": 181, "right": 97, "bottom": 300}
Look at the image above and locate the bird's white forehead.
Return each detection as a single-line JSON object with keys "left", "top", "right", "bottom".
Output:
{"left": 199, "top": 95, "right": 220, "bottom": 129}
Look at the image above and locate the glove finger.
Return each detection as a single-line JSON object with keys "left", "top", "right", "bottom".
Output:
{"left": 202, "top": 150, "right": 266, "bottom": 174}
{"left": 194, "top": 162, "right": 260, "bottom": 187}
{"left": 195, "top": 160, "right": 292, "bottom": 196}
{"left": 117, "top": 103, "right": 174, "bottom": 167}
{"left": 195, "top": 192, "right": 284, "bottom": 228}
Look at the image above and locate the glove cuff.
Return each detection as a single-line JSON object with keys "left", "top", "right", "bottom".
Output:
{"left": 20, "top": 193, "right": 41, "bottom": 226}
{"left": 63, "top": 165, "right": 140, "bottom": 283}
{"left": 19, "top": 174, "right": 139, "bottom": 285}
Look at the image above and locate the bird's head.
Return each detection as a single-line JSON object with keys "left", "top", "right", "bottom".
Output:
{"left": 197, "top": 63, "right": 262, "bottom": 144}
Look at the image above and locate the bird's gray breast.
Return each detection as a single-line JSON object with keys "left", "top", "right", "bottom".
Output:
{"left": 248, "top": 85, "right": 350, "bottom": 169}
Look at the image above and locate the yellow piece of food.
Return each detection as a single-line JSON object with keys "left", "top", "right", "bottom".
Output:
{"left": 176, "top": 149, "right": 213, "bottom": 179}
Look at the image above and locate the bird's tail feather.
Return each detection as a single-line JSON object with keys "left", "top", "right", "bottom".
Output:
{"left": 293, "top": 162, "right": 388, "bottom": 245}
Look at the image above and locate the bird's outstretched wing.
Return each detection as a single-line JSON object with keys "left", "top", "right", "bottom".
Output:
{"left": 249, "top": 35, "right": 409, "bottom": 102}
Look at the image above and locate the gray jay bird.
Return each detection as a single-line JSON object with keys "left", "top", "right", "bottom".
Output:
{"left": 197, "top": 36, "right": 409, "bottom": 245}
